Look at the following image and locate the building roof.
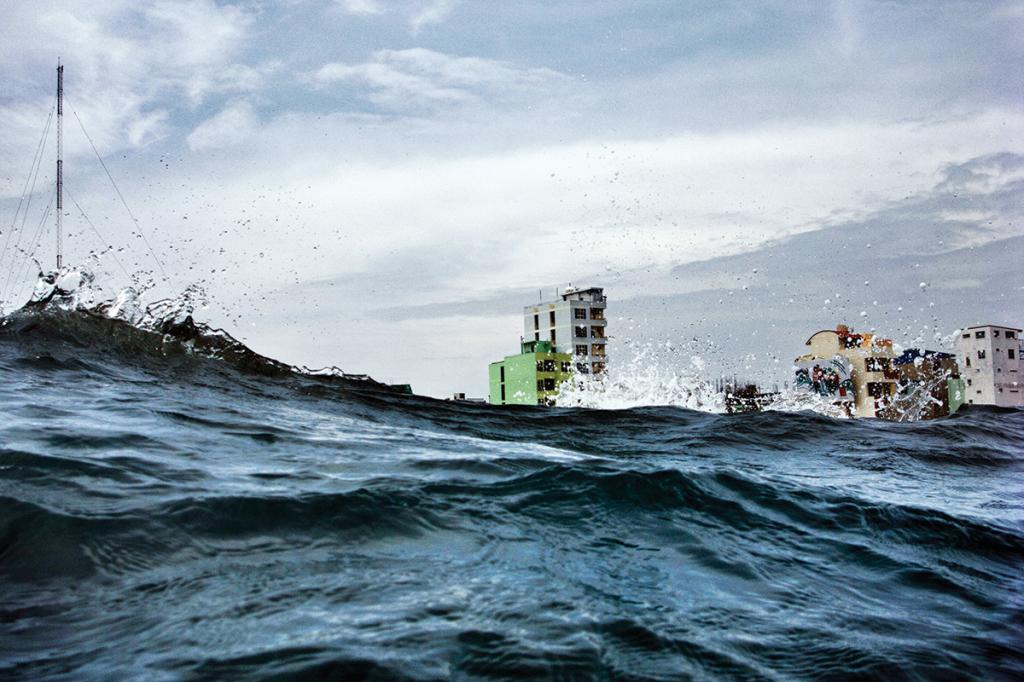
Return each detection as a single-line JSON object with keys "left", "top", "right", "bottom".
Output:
{"left": 964, "top": 324, "right": 1022, "bottom": 331}
{"left": 561, "top": 286, "right": 605, "bottom": 302}
{"left": 894, "top": 348, "right": 956, "bottom": 365}
{"left": 804, "top": 329, "right": 839, "bottom": 345}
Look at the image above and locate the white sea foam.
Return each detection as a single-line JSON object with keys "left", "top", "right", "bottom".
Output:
{"left": 553, "top": 342, "right": 852, "bottom": 417}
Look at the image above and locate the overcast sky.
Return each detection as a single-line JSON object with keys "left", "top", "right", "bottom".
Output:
{"left": 1, "top": 0, "right": 1021, "bottom": 397}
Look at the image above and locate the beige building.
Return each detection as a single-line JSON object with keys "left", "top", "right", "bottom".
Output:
{"left": 795, "top": 324, "right": 899, "bottom": 418}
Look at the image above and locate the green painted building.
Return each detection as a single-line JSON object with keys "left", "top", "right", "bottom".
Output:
{"left": 947, "top": 377, "right": 966, "bottom": 415}
{"left": 489, "top": 340, "right": 573, "bottom": 406}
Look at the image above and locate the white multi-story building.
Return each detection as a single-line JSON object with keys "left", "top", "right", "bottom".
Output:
{"left": 523, "top": 286, "right": 607, "bottom": 374}
{"left": 957, "top": 324, "right": 1023, "bottom": 407}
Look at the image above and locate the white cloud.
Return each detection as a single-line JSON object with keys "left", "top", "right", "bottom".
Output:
{"left": 0, "top": 0, "right": 260, "bottom": 172}
{"left": 126, "top": 109, "right": 170, "bottom": 147}
{"left": 187, "top": 100, "right": 259, "bottom": 151}
{"left": 333, "top": 0, "right": 459, "bottom": 31}
{"left": 832, "top": 0, "right": 864, "bottom": 58}
{"left": 337, "top": 0, "right": 385, "bottom": 15}
{"left": 410, "top": 0, "right": 459, "bottom": 33}
{"left": 309, "top": 48, "right": 569, "bottom": 109}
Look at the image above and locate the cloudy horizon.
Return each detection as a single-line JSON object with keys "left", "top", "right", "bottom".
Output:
{"left": 1, "top": 0, "right": 1021, "bottom": 397}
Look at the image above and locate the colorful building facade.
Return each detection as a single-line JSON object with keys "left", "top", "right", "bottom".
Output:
{"left": 488, "top": 340, "right": 572, "bottom": 406}
{"left": 890, "top": 349, "right": 963, "bottom": 420}
{"left": 795, "top": 325, "right": 898, "bottom": 418}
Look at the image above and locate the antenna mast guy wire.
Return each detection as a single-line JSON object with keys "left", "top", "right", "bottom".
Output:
{"left": 71, "top": 107, "right": 170, "bottom": 284}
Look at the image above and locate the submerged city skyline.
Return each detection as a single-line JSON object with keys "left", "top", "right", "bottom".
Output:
{"left": 1, "top": 1, "right": 1021, "bottom": 396}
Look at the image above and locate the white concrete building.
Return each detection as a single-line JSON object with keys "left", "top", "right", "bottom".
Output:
{"left": 957, "top": 324, "right": 1023, "bottom": 407}
{"left": 524, "top": 286, "right": 607, "bottom": 375}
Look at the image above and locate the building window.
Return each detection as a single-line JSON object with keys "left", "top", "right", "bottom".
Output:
{"left": 576, "top": 362, "right": 590, "bottom": 374}
{"left": 500, "top": 366, "right": 505, "bottom": 382}
{"left": 994, "top": 330, "right": 1001, "bottom": 337}
{"left": 575, "top": 345, "right": 588, "bottom": 356}
{"left": 866, "top": 382, "right": 891, "bottom": 398}
{"left": 978, "top": 350, "right": 986, "bottom": 359}
{"left": 592, "top": 345, "right": 606, "bottom": 357}
{"left": 966, "top": 357, "right": 971, "bottom": 367}
{"left": 967, "top": 379, "right": 972, "bottom": 386}
{"left": 537, "top": 380, "right": 544, "bottom": 391}
{"left": 591, "top": 327, "right": 605, "bottom": 339}
{"left": 542, "top": 359, "right": 556, "bottom": 372}
{"left": 1009, "top": 349, "right": 1016, "bottom": 359}
{"left": 590, "top": 308, "right": 604, "bottom": 320}
{"left": 962, "top": 333, "right": 970, "bottom": 339}
{"left": 534, "top": 314, "right": 539, "bottom": 330}
{"left": 574, "top": 326, "right": 588, "bottom": 338}
{"left": 865, "top": 357, "right": 892, "bottom": 372}
{"left": 975, "top": 331, "right": 985, "bottom": 339}
{"left": 534, "top": 331, "right": 540, "bottom": 341}
{"left": 543, "top": 378, "right": 556, "bottom": 391}
{"left": 574, "top": 308, "right": 587, "bottom": 320}
{"left": 500, "top": 385, "right": 505, "bottom": 401}
{"left": 550, "top": 329, "right": 556, "bottom": 344}
{"left": 1006, "top": 331, "right": 1017, "bottom": 339}
{"left": 549, "top": 311, "right": 556, "bottom": 326}
{"left": 560, "top": 361, "right": 571, "bottom": 372}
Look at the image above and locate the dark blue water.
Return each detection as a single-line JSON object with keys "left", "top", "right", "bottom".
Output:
{"left": 1, "top": 306, "right": 1022, "bottom": 680}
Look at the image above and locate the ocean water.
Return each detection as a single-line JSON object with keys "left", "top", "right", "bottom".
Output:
{"left": 1, "top": 297, "right": 1023, "bottom": 680}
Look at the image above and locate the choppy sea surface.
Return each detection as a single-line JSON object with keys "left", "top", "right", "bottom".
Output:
{"left": 1, "top": 296, "right": 1022, "bottom": 680}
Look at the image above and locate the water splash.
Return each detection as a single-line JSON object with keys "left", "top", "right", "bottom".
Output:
{"left": 553, "top": 341, "right": 860, "bottom": 417}
{"left": 3, "top": 264, "right": 381, "bottom": 386}
{"left": 554, "top": 343, "right": 724, "bottom": 411}
{"left": 21, "top": 264, "right": 208, "bottom": 332}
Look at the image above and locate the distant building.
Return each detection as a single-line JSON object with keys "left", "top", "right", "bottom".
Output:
{"left": 523, "top": 286, "right": 608, "bottom": 375}
{"left": 449, "top": 393, "right": 486, "bottom": 403}
{"left": 957, "top": 325, "right": 1023, "bottom": 407}
{"left": 723, "top": 384, "right": 779, "bottom": 414}
{"left": 890, "top": 349, "right": 963, "bottom": 420}
{"left": 488, "top": 340, "right": 572, "bottom": 406}
{"left": 795, "top": 324, "right": 898, "bottom": 418}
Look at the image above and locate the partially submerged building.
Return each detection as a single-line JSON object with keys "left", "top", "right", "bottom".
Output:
{"left": 523, "top": 286, "right": 608, "bottom": 375}
{"left": 795, "top": 325, "right": 898, "bottom": 418}
{"left": 957, "top": 324, "right": 1023, "bottom": 407}
{"left": 488, "top": 340, "right": 572, "bottom": 406}
{"left": 889, "top": 349, "right": 964, "bottom": 420}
